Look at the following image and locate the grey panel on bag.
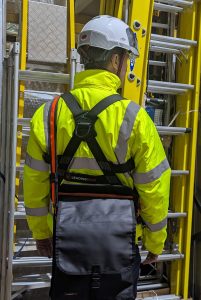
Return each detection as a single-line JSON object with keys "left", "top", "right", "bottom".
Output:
{"left": 56, "top": 198, "right": 136, "bottom": 275}
{"left": 28, "top": 1, "right": 67, "bottom": 64}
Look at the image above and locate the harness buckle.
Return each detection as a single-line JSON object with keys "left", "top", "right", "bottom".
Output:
{"left": 74, "top": 112, "right": 96, "bottom": 140}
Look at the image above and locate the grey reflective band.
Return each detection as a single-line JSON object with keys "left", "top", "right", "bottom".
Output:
{"left": 115, "top": 101, "right": 140, "bottom": 163}
{"left": 43, "top": 101, "right": 51, "bottom": 153}
{"left": 25, "top": 153, "right": 49, "bottom": 172}
{"left": 144, "top": 217, "right": 167, "bottom": 232}
{"left": 25, "top": 206, "right": 49, "bottom": 216}
{"left": 133, "top": 158, "right": 170, "bottom": 184}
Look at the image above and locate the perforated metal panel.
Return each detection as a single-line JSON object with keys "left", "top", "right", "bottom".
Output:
{"left": 28, "top": 1, "right": 67, "bottom": 64}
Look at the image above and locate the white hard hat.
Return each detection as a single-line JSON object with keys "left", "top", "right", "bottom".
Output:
{"left": 78, "top": 15, "right": 139, "bottom": 57}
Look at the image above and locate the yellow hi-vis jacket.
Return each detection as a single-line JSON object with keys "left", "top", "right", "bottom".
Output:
{"left": 24, "top": 69, "right": 171, "bottom": 255}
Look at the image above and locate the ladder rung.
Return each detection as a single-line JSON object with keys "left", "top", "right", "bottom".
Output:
{"left": 14, "top": 210, "right": 187, "bottom": 220}
{"left": 148, "top": 80, "right": 194, "bottom": 90}
{"left": 19, "top": 70, "right": 70, "bottom": 84}
{"left": 13, "top": 251, "right": 184, "bottom": 268}
{"left": 151, "top": 34, "right": 197, "bottom": 46}
{"left": 148, "top": 85, "right": 187, "bottom": 94}
{"left": 155, "top": 0, "right": 193, "bottom": 8}
{"left": 171, "top": 170, "right": 189, "bottom": 176}
{"left": 150, "top": 45, "right": 180, "bottom": 54}
{"left": 137, "top": 283, "right": 169, "bottom": 292}
{"left": 154, "top": 2, "right": 183, "bottom": 12}
{"left": 147, "top": 79, "right": 194, "bottom": 93}
{"left": 13, "top": 257, "right": 52, "bottom": 267}
{"left": 142, "top": 295, "right": 180, "bottom": 300}
{"left": 14, "top": 212, "right": 26, "bottom": 220}
{"left": 150, "top": 40, "right": 190, "bottom": 50}
{"left": 18, "top": 118, "right": 30, "bottom": 126}
{"left": 168, "top": 212, "right": 187, "bottom": 218}
{"left": 149, "top": 60, "right": 167, "bottom": 67}
{"left": 141, "top": 252, "right": 184, "bottom": 262}
{"left": 12, "top": 274, "right": 51, "bottom": 291}
{"left": 157, "top": 126, "right": 191, "bottom": 135}
{"left": 152, "top": 22, "right": 169, "bottom": 29}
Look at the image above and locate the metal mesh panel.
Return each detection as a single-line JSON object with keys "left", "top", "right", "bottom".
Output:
{"left": 28, "top": 1, "right": 67, "bottom": 64}
{"left": 23, "top": 90, "right": 56, "bottom": 118}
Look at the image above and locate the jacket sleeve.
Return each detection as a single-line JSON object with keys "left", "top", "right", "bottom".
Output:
{"left": 23, "top": 104, "right": 52, "bottom": 240}
{"left": 132, "top": 107, "right": 171, "bottom": 255}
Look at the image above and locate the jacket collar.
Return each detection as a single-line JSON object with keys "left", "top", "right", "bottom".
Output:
{"left": 73, "top": 69, "right": 121, "bottom": 92}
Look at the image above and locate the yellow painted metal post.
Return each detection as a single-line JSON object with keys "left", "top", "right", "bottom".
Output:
{"left": 16, "top": 0, "right": 28, "bottom": 194}
{"left": 67, "top": 0, "right": 75, "bottom": 51}
{"left": 67, "top": 0, "right": 75, "bottom": 89}
{"left": 170, "top": 2, "right": 201, "bottom": 298}
{"left": 122, "top": 0, "right": 154, "bottom": 105}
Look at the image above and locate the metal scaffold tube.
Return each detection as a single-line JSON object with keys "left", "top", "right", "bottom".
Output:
{"left": 6, "top": 42, "right": 20, "bottom": 300}
{"left": 0, "top": 54, "right": 14, "bottom": 300}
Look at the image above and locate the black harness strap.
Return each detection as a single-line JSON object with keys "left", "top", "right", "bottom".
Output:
{"left": 58, "top": 92, "right": 130, "bottom": 185}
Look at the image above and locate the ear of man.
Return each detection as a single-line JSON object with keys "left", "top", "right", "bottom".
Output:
{"left": 106, "top": 53, "right": 121, "bottom": 74}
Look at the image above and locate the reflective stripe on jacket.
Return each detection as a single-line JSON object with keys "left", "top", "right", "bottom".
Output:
{"left": 23, "top": 69, "right": 171, "bottom": 254}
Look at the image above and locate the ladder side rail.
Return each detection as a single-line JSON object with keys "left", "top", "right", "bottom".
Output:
{"left": 0, "top": 0, "right": 7, "bottom": 280}
{"left": 0, "top": 52, "right": 14, "bottom": 300}
{"left": 5, "top": 43, "right": 20, "bottom": 300}
{"left": 181, "top": 3, "right": 201, "bottom": 298}
{"left": 170, "top": 2, "right": 201, "bottom": 296}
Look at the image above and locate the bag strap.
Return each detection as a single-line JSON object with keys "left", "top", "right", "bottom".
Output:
{"left": 58, "top": 92, "right": 125, "bottom": 185}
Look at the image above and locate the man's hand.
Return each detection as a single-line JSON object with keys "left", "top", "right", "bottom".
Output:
{"left": 36, "top": 238, "right": 53, "bottom": 258}
{"left": 142, "top": 251, "right": 158, "bottom": 265}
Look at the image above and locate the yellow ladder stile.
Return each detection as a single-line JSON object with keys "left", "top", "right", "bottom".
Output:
{"left": 67, "top": 0, "right": 75, "bottom": 57}
{"left": 171, "top": 2, "right": 201, "bottom": 298}
{"left": 122, "top": 0, "right": 154, "bottom": 105}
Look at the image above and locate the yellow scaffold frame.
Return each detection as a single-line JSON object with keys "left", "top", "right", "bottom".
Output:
{"left": 171, "top": 2, "right": 201, "bottom": 298}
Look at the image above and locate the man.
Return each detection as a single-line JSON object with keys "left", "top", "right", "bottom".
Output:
{"left": 24, "top": 15, "right": 170, "bottom": 298}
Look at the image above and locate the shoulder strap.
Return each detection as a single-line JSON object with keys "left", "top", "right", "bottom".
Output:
{"left": 59, "top": 92, "right": 125, "bottom": 185}
{"left": 61, "top": 92, "right": 123, "bottom": 120}
{"left": 48, "top": 96, "right": 60, "bottom": 205}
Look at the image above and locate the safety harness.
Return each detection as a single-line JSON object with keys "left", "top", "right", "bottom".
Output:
{"left": 47, "top": 92, "right": 140, "bottom": 300}
{"left": 47, "top": 92, "right": 137, "bottom": 207}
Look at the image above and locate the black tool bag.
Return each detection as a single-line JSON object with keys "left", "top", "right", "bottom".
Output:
{"left": 49, "top": 93, "right": 141, "bottom": 300}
